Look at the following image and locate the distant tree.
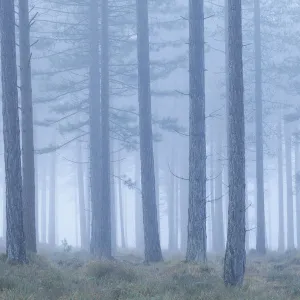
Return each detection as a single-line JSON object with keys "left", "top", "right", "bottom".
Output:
{"left": 186, "top": 0, "right": 207, "bottom": 263}
{"left": 277, "top": 118, "right": 284, "bottom": 252}
{"left": 0, "top": 0, "right": 27, "bottom": 263}
{"left": 99, "top": 0, "right": 112, "bottom": 259}
{"left": 89, "top": 0, "right": 102, "bottom": 256}
{"left": 223, "top": 0, "right": 246, "bottom": 286}
{"left": 284, "top": 119, "right": 294, "bottom": 250}
{"left": 76, "top": 140, "right": 87, "bottom": 249}
{"left": 19, "top": 0, "right": 37, "bottom": 253}
{"left": 136, "top": 0, "right": 163, "bottom": 262}
{"left": 48, "top": 145, "right": 56, "bottom": 247}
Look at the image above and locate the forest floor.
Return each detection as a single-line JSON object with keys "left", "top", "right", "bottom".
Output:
{"left": 0, "top": 246, "right": 299, "bottom": 299}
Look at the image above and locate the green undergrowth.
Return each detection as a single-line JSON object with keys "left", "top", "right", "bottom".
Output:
{"left": 0, "top": 250, "right": 299, "bottom": 299}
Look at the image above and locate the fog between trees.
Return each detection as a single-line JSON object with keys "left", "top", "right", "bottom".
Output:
{"left": 0, "top": 0, "right": 299, "bottom": 288}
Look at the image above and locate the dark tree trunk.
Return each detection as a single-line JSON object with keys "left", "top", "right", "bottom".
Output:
{"left": 48, "top": 150, "right": 56, "bottom": 247}
{"left": 19, "top": 0, "right": 37, "bottom": 254}
{"left": 98, "top": 0, "right": 112, "bottom": 259}
{"left": 77, "top": 141, "right": 87, "bottom": 249}
{"left": 223, "top": 0, "right": 246, "bottom": 286}
{"left": 1, "top": 0, "right": 27, "bottom": 263}
{"left": 89, "top": 0, "right": 101, "bottom": 255}
{"left": 254, "top": 0, "right": 266, "bottom": 255}
{"left": 136, "top": 0, "right": 162, "bottom": 262}
{"left": 285, "top": 121, "right": 294, "bottom": 250}
{"left": 186, "top": 0, "right": 206, "bottom": 263}
{"left": 277, "top": 118, "right": 284, "bottom": 251}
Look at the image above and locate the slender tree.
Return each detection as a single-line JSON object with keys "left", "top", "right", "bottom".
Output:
{"left": 89, "top": 0, "right": 101, "bottom": 255}
{"left": 19, "top": 0, "right": 37, "bottom": 253}
{"left": 1, "top": 0, "right": 27, "bottom": 263}
{"left": 136, "top": 0, "right": 163, "bottom": 262}
{"left": 76, "top": 141, "right": 87, "bottom": 249}
{"left": 223, "top": 0, "right": 246, "bottom": 286}
{"left": 48, "top": 149, "right": 56, "bottom": 247}
{"left": 254, "top": 0, "right": 266, "bottom": 255}
{"left": 277, "top": 118, "right": 284, "bottom": 252}
{"left": 99, "top": 0, "right": 112, "bottom": 259}
{"left": 284, "top": 120, "right": 294, "bottom": 250}
{"left": 295, "top": 132, "right": 300, "bottom": 249}
{"left": 186, "top": 0, "right": 206, "bottom": 263}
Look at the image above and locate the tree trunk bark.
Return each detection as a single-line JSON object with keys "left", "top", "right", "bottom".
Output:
{"left": 98, "top": 0, "right": 112, "bottom": 259}
{"left": 254, "top": 0, "right": 266, "bottom": 255}
{"left": 285, "top": 121, "right": 294, "bottom": 250}
{"left": 1, "top": 0, "right": 27, "bottom": 263}
{"left": 136, "top": 0, "right": 162, "bottom": 262}
{"left": 186, "top": 0, "right": 206, "bottom": 263}
{"left": 89, "top": 0, "right": 101, "bottom": 256}
{"left": 19, "top": 0, "right": 37, "bottom": 253}
{"left": 223, "top": 0, "right": 246, "bottom": 286}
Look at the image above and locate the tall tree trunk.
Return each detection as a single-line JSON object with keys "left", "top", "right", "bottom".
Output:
{"left": 215, "top": 130, "right": 225, "bottom": 253}
{"left": 135, "top": 152, "right": 144, "bottom": 252}
{"left": 186, "top": 0, "right": 206, "bottom": 263}
{"left": 136, "top": 0, "right": 162, "bottom": 262}
{"left": 223, "top": 0, "right": 246, "bottom": 286}
{"left": 285, "top": 121, "right": 294, "bottom": 250}
{"left": 254, "top": 0, "right": 266, "bottom": 255}
{"left": 117, "top": 153, "right": 126, "bottom": 248}
{"left": 98, "top": 0, "right": 111, "bottom": 259}
{"left": 77, "top": 141, "right": 87, "bottom": 249}
{"left": 41, "top": 163, "right": 47, "bottom": 244}
{"left": 89, "top": 0, "right": 101, "bottom": 255}
{"left": 295, "top": 134, "right": 300, "bottom": 249}
{"left": 277, "top": 119, "right": 284, "bottom": 252}
{"left": 19, "top": 0, "right": 36, "bottom": 254}
{"left": 48, "top": 150, "right": 56, "bottom": 247}
{"left": 1, "top": 0, "right": 27, "bottom": 263}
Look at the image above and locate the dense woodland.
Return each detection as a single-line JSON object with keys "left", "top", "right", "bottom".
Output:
{"left": 0, "top": 0, "right": 300, "bottom": 291}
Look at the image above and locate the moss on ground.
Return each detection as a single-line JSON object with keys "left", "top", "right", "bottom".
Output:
{"left": 0, "top": 250, "right": 298, "bottom": 299}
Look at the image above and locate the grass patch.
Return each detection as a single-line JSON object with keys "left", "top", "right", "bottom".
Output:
{"left": 0, "top": 250, "right": 300, "bottom": 299}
